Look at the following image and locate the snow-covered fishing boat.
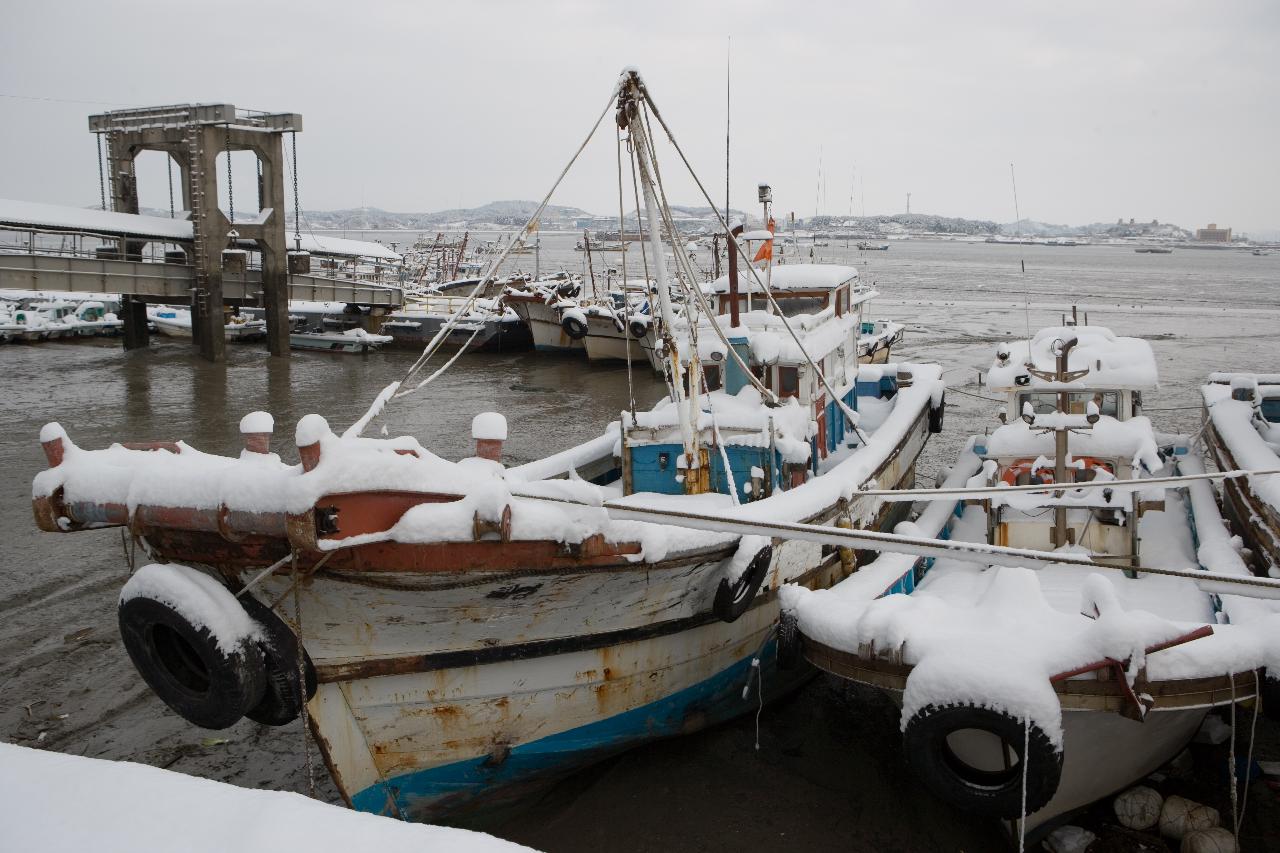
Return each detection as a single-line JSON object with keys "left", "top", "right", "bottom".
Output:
{"left": 782, "top": 321, "right": 1280, "bottom": 838}
{"left": 290, "top": 328, "right": 394, "bottom": 354}
{"left": 147, "top": 306, "right": 267, "bottom": 342}
{"left": 1203, "top": 373, "right": 1280, "bottom": 576}
{"left": 30, "top": 70, "right": 947, "bottom": 823}
{"left": 503, "top": 274, "right": 588, "bottom": 353}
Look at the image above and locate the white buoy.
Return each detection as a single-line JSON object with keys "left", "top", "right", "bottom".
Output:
{"left": 1114, "top": 785, "right": 1163, "bottom": 830}
{"left": 1180, "top": 827, "right": 1237, "bottom": 853}
{"left": 1159, "top": 795, "right": 1221, "bottom": 840}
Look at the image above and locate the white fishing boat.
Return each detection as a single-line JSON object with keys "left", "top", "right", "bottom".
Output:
{"left": 783, "top": 319, "right": 1280, "bottom": 839}
{"left": 1202, "top": 373, "right": 1280, "bottom": 576}
{"left": 503, "top": 274, "right": 588, "bottom": 353}
{"left": 31, "top": 70, "right": 947, "bottom": 824}
{"left": 290, "top": 328, "right": 394, "bottom": 353}
{"left": 380, "top": 293, "right": 531, "bottom": 351}
{"left": 147, "top": 306, "right": 267, "bottom": 342}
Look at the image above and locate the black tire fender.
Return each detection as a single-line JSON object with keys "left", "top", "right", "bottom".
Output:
{"left": 119, "top": 593, "right": 266, "bottom": 730}
{"left": 562, "top": 315, "right": 588, "bottom": 340}
{"left": 928, "top": 394, "right": 946, "bottom": 434}
{"left": 1261, "top": 668, "right": 1280, "bottom": 722}
{"left": 902, "top": 703, "right": 1062, "bottom": 819}
{"left": 629, "top": 319, "right": 649, "bottom": 339}
{"left": 239, "top": 595, "right": 317, "bottom": 727}
{"left": 776, "top": 609, "right": 803, "bottom": 670}
{"left": 713, "top": 544, "right": 773, "bottom": 623}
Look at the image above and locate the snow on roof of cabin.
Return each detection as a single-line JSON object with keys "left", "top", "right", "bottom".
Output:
{"left": 986, "top": 326, "right": 1157, "bottom": 392}
{"left": 0, "top": 197, "right": 400, "bottom": 261}
{"left": 707, "top": 263, "right": 859, "bottom": 294}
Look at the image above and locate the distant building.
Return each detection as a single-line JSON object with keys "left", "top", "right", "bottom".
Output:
{"left": 1196, "top": 223, "right": 1232, "bottom": 242}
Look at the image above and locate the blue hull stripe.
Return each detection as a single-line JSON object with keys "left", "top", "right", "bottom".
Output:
{"left": 351, "top": 644, "right": 797, "bottom": 820}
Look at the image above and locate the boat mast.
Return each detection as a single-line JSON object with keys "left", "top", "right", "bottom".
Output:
{"left": 620, "top": 73, "right": 701, "bottom": 480}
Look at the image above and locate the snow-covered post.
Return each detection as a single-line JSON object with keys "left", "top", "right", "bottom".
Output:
{"left": 239, "top": 411, "right": 274, "bottom": 455}
{"left": 295, "top": 414, "right": 330, "bottom": 473}
{"left": 472, "top": 412, "right": 507, "bottom": 463}
{"left": 39, "top": 422, "right": 66, "bottom": 467}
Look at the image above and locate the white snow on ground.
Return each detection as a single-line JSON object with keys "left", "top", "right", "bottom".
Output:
{"left": 0, "top": 742, "right": 535, "bottom": 853}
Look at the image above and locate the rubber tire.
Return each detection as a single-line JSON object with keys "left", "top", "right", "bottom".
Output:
{"left": 119, "top": 595, "right": 266, "bottom": 730}
{"left": 239, "top": 596, "right": 317, "bottom": 727}
{"left": 776, "top": 610, "right": 803, "bottom": 670}
{"left": 1261, "top": 669, "right": 1280, "bottom": 722}
{"left": 562, "top": 316, "right": 588, "bottom": 340}
{"left": 928, "top": 395, "right": 946, "bottom": 434}
{"left": 902, "top": 703, "right": 1062, "bottom": 819}
{"left": 712, "top": 545, "right": 773, "bottom": 623}
{"left": 629, "top": 319, "right": 649, "bottom": 339}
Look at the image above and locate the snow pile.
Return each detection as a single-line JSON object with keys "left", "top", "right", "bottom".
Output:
{"left": 987, "top": 326, "right": 1158, "bottom": 392}
{"left": 239, "top": 411, "right": 273, "bottom": 434}
{"left": 0, "top": 742, "right": 534, "bottom": 853}
{"left": 985, "top": 415, "right": 1163, "bottom": 473}
{"left": 472, "top": 412, "right": 508, "bottom": 441}
{"left": 120, "top": 564, "right": 262, "bottom": 655}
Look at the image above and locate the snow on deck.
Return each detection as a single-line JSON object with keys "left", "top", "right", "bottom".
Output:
{"left": 987, "top": 326, "right": 1157, "bottom": 392}
{"left": 1202, "top": 379, "right": 1280, "bottom": 511}
{"left": 0, "top": 197, "right": 400, "bottom": 261}
{"left": 0, "top": 742, "right": 534, "bottom": 853}
{"left": 783, "top": 437, "right": 1280, "bottom": 746}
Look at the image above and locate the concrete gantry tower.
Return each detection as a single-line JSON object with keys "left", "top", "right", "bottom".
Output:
{"left": 89, "top": 104, "right": 302, "bottom": 362}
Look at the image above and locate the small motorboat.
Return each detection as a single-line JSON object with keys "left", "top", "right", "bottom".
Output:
{"left": 290, "top": 328, "right": 393, "bottom": 353}
{"left": 147, "top": 306, "right": 267, "bottom": 341}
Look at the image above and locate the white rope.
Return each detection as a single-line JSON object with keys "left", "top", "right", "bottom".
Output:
{"left": 349, "top": 82, "right": 622, "bottom": 435}
{"left": 1229, "top": 672, "right": 1239, "bottom": 841}
{"left": 706, "top": 394, "right": 740, "bottom": 506}
{"left": 1018, "top": 713, "right": 1030, "bottom": 853}
{"left": 234, "top": 553, "right": 292, "bottom": 599}
{"left": 638, "top": 83, "right": 869, "bottom": 443}
{"left": 1235, "top": 668, "right": 1261, "bottom": 838}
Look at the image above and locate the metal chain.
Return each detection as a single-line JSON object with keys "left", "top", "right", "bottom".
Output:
{"left": 290, "top": 131, "right": 302, "bottom": 249}
{"left": 224, "top": 124, "right": 235, "bottom": 229}
{"left": 96, "top": 134, "right": 107, "bottom": 211}
{"left": 291, "top": 554, "right": 317, "bottom": 798}
{"left": 167, "top": 155, "right": 175, "bottom": 218}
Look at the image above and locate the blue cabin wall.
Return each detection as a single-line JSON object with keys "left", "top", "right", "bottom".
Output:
{"left": 628, "top": 442, "right": 770, "bottom": 501}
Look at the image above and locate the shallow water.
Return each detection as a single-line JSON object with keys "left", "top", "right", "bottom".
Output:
{"left": 2, "top": 239, "right": 1277, "bottom": 850}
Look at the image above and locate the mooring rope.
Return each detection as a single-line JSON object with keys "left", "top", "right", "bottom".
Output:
{"left": 1018, "top": 714, "right": 1030, "bottom": 853}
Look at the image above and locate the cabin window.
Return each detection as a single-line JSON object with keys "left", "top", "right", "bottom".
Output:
{"left": 703, "top": 364, "right": 722, "bottom": 392}
{"left": 773, "top": 296, "right": 825, "bottom": 318}
{"left": 778, "top": 366, "right": 800, "bottom": 398}
{"left": 1018, "top": 391, "right": 1119, "bottom": 418}
{"left": 1261, "top": 398, "right": 1280, "bottom": 424}
{"left": 751, "top": 364, "right": 771, "bottom": 390}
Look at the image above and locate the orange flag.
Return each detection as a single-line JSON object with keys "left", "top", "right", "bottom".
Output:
{"left": 752, "top": 217, "right": 776, "bottom": 263}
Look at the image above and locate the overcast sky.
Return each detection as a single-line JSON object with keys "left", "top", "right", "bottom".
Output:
{"left": 2, "top": 1, "right": 1277, "bottom": 233}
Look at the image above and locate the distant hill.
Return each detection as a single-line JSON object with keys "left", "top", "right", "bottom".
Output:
{"left": 286, "top": 201, "right": 1193, "bottom": 239}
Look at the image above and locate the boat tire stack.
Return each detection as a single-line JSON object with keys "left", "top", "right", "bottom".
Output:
{"left": 119, "top": 583, "right": 316, "bottom": 730}
{"left": 901, "top": 702, "right": 1062, "bottom": 818}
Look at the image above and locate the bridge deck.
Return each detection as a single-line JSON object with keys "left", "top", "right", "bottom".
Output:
{"left": 0, "top": 253, "right": 402, "bottom": 306}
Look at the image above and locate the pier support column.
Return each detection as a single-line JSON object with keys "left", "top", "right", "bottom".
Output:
{"left": 259, "top": 134, "right": 290, "bottom": 357}
{"left": 121, "top": 295, "right": 149, "bottom": 350}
